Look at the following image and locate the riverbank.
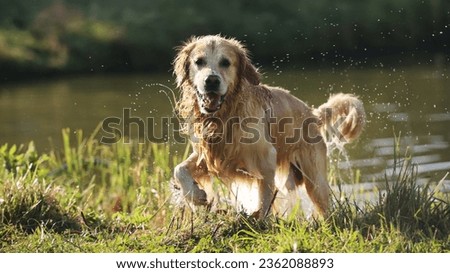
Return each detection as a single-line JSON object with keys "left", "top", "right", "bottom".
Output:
{"left": 1, "top": 129, "right": 448, "bottom": 252}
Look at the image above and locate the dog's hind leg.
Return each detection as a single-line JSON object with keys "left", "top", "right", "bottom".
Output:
{"left": 297, "top": 142, "right": 330, "bottom": 217}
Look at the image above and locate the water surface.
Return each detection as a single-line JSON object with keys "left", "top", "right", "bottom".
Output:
{"left": 1, "top": 66, "right": 449, "bottom": 184}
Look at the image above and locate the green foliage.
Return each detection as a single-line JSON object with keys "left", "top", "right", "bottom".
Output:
{"left": 0, "top": 142, "right": 45, "bottom": 175}
{"left": 0, "top": 129, "right": 449, "bottom": 252}
{"left": 0, "top": 1, "right": 124, "bottom": 77}
{"left": 0, "top": 0, "right": 449, "bottom": 79}
{"left": 0, "top": 174, "right": 81, "bottom": 234}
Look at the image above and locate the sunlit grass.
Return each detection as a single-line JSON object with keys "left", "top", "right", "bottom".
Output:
{"left": 0, "top": 129, "right": 449, "bottom": 252}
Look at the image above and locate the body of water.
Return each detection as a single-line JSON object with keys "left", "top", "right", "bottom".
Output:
{"left": 1, "top": 65, "right": 449, "bottom": 186}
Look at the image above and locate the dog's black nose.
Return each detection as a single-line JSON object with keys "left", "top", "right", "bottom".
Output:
{"left": 204, "top": 75, "right": 220, "bottom": 92}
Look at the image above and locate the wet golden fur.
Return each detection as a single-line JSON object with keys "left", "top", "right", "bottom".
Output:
{"left": 172, "top": 35, "right": 366, "bottom": 218}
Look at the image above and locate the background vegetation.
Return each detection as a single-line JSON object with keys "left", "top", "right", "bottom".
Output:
{"left": 0, "top": 0, "right": 449, "bottom": 81}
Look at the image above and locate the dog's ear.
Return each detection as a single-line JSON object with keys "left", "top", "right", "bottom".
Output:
{"left": 234, "top": 41, "right": 260, "bottom": 86}
{"left": 173, "top": 37, "right": 197, "bottom": 88}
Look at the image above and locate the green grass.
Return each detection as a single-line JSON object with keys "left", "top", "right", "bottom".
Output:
{"left": 0, "top": 129, "right": 449, "bottom": 252}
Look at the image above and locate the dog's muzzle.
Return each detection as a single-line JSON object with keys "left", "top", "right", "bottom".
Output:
{"left": 196, "top": 75, "right": 225, "bottom": 114}
{"left": 196, "top": 89, "right": 225, "bottom": 114}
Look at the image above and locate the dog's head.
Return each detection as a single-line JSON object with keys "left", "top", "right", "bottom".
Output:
{"left": 174, "top": 35, "right": 260, "bottom": 115}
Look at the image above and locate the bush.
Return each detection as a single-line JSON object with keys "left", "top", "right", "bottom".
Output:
{"left": 1, "top": 0, "right": 449, "bottom": 78}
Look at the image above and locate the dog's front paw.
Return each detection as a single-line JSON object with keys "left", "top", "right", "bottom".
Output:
{"left": 186, "top": 185, "right": 208, "bottom": 206}
{"left": 171, "top": 178, "right": 208, "bottom": 206}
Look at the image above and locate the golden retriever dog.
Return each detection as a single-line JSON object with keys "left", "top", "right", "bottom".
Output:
{"left": 172, "top": 35, "right": 365, "bottom": 219}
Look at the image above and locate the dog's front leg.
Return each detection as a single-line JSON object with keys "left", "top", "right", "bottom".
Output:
{"left": 173, "top": 152, "right": 208, "bottom": 206}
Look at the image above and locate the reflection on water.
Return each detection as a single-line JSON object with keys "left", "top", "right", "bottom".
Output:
{"left": 0, "top": 74, "right": 176, "bottom": 149}
{"left": 1, "top": 66, "right": 449, "bottom": 186}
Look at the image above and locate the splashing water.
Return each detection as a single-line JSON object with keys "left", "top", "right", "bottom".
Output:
{"left": 325, "top": 135, "right": 354, "bottom": 185}
{"left": 145, "top": 83, "right": 178, "bottom": 113}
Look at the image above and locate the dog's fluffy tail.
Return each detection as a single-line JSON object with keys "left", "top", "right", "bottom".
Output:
{"left": 314, "top": 93, "right": 366, "bottom": 143}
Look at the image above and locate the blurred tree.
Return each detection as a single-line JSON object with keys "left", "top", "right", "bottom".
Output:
{"left": 0, "top": 0, "right": 448, "bottom": 79}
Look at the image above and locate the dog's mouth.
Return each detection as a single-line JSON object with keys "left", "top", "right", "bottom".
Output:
{"left": 196, "top": 89, "right": 225, "bottom": 114}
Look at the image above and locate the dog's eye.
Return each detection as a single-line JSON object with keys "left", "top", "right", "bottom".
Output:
{"left": 195, "top": 58, "right": 206, "bottom": 66}
{"left": 219, "top": 58, "right": 231, "bottom": 68}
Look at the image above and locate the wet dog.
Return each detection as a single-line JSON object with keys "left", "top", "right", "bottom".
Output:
{"left": 172, "top": 35, "right": 365, "bottom": 218}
